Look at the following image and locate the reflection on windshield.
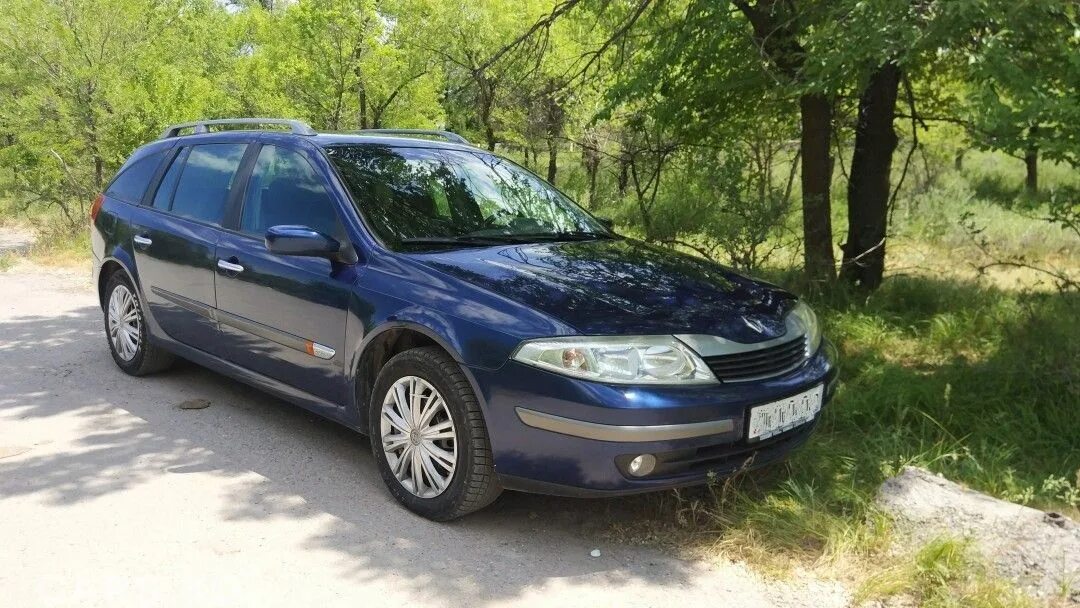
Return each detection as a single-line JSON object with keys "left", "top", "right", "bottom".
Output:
{"left": 325, "top": 145, "right": 609, "bottom": 249}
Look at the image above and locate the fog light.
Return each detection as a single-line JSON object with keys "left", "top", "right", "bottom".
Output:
{"left": 627, "top": 454, "right": 656, "bottom": 477}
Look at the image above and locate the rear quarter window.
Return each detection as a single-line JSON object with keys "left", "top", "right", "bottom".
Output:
{"left": 105, "top": 150, "right": 166, "bottom": 203}
{"left": 151, "top": 148, "right": 189, "bottom": 209}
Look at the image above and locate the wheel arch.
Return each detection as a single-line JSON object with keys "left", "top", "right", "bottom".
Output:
{"left": 350, "top": 322, "right": 487, "bottom": 431}
{"left": 97, "top": 255, "right": 137, "bottom": 309}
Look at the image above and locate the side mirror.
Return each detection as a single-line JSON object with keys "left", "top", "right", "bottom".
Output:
{"left": 265, "top": 225, "right": 355, "bottom": 263}
{"left": 595, "top": 217, "right": 615, "bottom": 231}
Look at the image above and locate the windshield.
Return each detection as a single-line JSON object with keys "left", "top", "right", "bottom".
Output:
{"left": 325, "top": 145, "right": 611, "bottom": 250}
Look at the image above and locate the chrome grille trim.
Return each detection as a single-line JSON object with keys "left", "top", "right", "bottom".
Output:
{"left": 700, "top": 336, "right": 810, "bottom": 382}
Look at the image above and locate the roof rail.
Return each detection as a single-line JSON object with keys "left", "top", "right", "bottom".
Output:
{"left": 160, "top": 118, "right": 317, "bottom": 139}
{"left": 355, "top": 129, "right": 470, "bottom": 145}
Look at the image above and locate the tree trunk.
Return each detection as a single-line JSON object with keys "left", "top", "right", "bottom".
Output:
{"left": 799, "top": 93, "right": 837, "bottom": 285}
{"left": 480, "top": 90, "right": 496, "bottom": 151}
{"left": 1024, "top": 124, "right": 1039, "bottom": 193}
{"left": 582, "top": 133, "right": 600, "bottom": 208}
{"left": 358, "top": 82, "right": 368, "bottom": 130}
{"left": 734, "top": 0, "right": 837, "bottom": 285}
{"left": 546, "top": 138, "right": 558, "bottom": 184}
{"left": 586, "top": 159, "right": 599, "bottom": 207}
{"left": 541, "top": 79, "right": 564, "bottom": 185}
{"left": 5, "top": 134, "right": 15, "bottom": 181}
{"left": 840, "top": 62, "right": 901, "bottom": 291}
{"left": 1024, "top": 149, "right": 1038, "bottom": 193}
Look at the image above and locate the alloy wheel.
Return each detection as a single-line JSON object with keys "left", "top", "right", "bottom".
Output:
{"left": 107, "top": 284, "right": 141, "bottom": 361}
{"left": 380, "top": 376, "right": 458, "bottom": 498}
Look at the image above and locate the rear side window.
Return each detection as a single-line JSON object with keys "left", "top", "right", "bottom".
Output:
{"left": 240, "top": 145, "right": 344, "bottom": 240}
{"left": 170, "top": 144, "right": 247, "bottom": 224}
{"left": 105, "top": 150, "right": 166, "bottom": 203}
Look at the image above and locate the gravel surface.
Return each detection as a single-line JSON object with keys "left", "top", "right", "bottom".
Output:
{"left": 0, "top": 226, "right": 34, "bottom": 255}
{"left": 878, "top": 467, "right": 1080, "bottom": 603}
{"left": 0, "top": 263, "right": 850, "bottom": 608}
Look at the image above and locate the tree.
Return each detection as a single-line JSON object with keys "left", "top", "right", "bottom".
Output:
{"left": 730, "top": 1, "right": 839, "bottom": 286}
{"left": 409, "top": 0, "right": 554, "bottom": 151}
{"left": 0, "top": 0, "right": 239, "bottom": 226}
{"left": 505, "top": 0, "right": 843, "bottom": 284}
{"left": 963, "top": 0, "right": 1080, "bottom": 194}
{"left": 255, "top": 0, "right": 444, "bottom": 131}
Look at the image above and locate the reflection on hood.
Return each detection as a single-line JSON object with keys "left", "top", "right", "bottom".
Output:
{"left": 417, "top": 238, "right": 796, "bottom": 343}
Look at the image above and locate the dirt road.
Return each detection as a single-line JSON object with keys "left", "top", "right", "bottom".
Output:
{"left": 0, "top": 262, "right": 848, "bottom": 607}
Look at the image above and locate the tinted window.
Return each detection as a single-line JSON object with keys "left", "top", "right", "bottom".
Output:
{"left": 151, "top": 148, "right": 189, "bottom": 209}
{"left": 240, "top": 145, "right": 343, "bottom": 240}
{"left": 325, "top": 146, "right": 606, "bottom": 250}
{"left": 171, "top": 144, "right": 247, "bottom": 224}
{"left": 105, "top": 150, "right": 165, "bottom": 203}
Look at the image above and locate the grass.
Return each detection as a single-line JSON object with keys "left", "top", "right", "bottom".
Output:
{"left": 857, "top": 537, "right": 1036, "bottom": 608}
{"left": 602, "top": 271, "right": 1078, "bottom": 604}
{"left": 599, "top": 148, "right": 1079, "bottom": 604}
{"left": 0, "top": 191, "right": 91, "bottom": 270}
{"left": 25, "top": 228, "right": 90, "bottom": 267}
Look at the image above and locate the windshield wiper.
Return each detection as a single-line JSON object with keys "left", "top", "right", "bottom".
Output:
{"left": 501, "top": 231, "right": 616, "bottom": 242}
{"left": 398, "top": 235, "right": 516, "bottom": 249}
{"left": 400, "top": 231, "right": 616, "bottom": 250}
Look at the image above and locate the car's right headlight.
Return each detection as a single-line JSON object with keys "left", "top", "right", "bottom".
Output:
{"left": 787, "top": 300, "right": 822, "bottom": 353}
{"left": 511, "top": 335, "right": 717, "bottom": 385}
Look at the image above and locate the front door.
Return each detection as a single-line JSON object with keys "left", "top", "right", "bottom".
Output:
{"left": 214, "top": 143, "right": 354, "bottom": 406}
{"left": 131, "top": 143, "right": 250, "bottom": 354}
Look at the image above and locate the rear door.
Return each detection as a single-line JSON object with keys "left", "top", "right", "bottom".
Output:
{"left": 214, "top": 143, "right": 354, "bottom": 406}
{"left": 130, "top": 142, "right": 251, "bottom": 354}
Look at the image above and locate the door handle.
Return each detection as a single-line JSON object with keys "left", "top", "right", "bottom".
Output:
{"left": 217, "top": 259, "right": 245, "bottom": 274}
{"left": 133, "top": 235, "right": 152, "bottom": 248}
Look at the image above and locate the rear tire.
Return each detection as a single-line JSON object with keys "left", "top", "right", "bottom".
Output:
{"left": 103, "top": 272, "right": 175, "bottom": 376}
{"left": 369, "top": 346, "right": 502, "bottom": 520}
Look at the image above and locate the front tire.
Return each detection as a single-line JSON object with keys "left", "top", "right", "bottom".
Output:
{"left": 369, "top": 346, "right": 502, "bottom": 520}
{"left": 103, "top": 272, "right": 174, "bottom": 376}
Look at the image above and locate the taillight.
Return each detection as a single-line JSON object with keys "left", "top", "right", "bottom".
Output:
{"left": 89, "top": 194, "right": 104, "bottom": 223}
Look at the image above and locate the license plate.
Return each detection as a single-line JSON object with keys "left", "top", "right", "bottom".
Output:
{"left": 747, "top": 385, "right": 823, "bottom": 441}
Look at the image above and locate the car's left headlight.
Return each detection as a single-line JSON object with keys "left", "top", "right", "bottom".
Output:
{"left": 511, "top": 335, "right": 717, "bottom": 385}
{"left": 788, "top": 300, "right": 822, "bottom": 353}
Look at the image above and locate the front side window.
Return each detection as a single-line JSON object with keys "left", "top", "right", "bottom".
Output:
{"left": 324, "top": 145, "right": 609, "bottom": 250}
{"left": 170, "top": 144, "right": 247, "bottom": 224}
{"left": 240, "top": 145, "right": 344, "bottom": 240}
{"left": 106, "top": 150, "right": 166, "bottom": 203}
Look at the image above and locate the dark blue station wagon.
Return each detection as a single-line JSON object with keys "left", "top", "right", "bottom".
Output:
{"left": 91, "top": 119, "right": 838, "bottom": 520}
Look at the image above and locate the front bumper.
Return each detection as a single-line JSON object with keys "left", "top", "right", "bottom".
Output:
{"left": 470, "top": 340, "right": 838, "bottom": 497}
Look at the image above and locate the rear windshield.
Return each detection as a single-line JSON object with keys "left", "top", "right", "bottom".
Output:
{"left": 324, "top": 145, "right": 608, "bottom": 250}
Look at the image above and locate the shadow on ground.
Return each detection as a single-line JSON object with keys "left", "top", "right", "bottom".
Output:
{"left": 0, "top": 302, "right": 688, "bottom": 605}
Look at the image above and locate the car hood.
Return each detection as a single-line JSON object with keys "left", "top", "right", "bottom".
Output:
{"left": 413, "top": 238, "right": 797, "bottom": 342}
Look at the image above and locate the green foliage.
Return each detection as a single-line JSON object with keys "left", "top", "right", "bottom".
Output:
{"left": 0, "top": 0, "right": 241, "bottom": 225}
{"left": 963, "top": 0, "right": 1080, "bottom": 167}
{"left": 250, "top": 0, "right": 445, "bottom": 130}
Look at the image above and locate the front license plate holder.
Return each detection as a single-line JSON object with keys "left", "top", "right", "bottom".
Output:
{"left": 747, "top": 384, "right": 824, "bottom": 441}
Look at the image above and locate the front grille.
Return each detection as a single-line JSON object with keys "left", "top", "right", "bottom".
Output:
{"left": 702, "top": 336, "right": 808, "bottom": 382}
